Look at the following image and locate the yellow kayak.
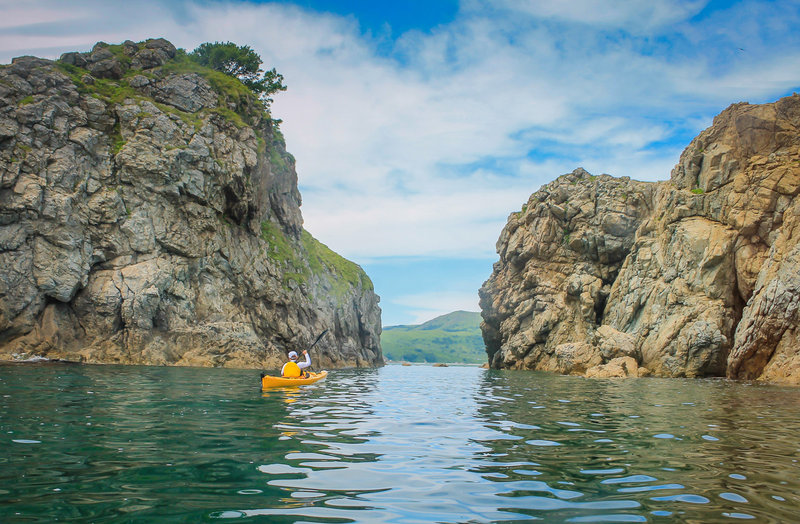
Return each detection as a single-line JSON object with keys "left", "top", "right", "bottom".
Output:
{"left": 261, "top": 370, "right": 328, "bottom": 389}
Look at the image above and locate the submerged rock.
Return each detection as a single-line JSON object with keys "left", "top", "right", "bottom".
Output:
{"left": 481, "top": 95, "right": 800, "bottom": 384}
{"left": 585, "top": 356, "right": 643, "bottom": 379}
{"left": 0, "top": 39, "right": 382, "bottom": 369}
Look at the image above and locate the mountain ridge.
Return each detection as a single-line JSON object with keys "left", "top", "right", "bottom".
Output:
{"left": 381, "top": 310, "right": 485, "bottom": 364}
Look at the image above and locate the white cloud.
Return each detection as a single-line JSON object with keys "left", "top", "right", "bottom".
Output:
{"left": 474, "top": 0, "right": 709, "bottom": 30}
{"left": 0, "top": 4, "right": 87, "bottom": 30}
{"left": 301, "top": 185, "right": 527, "bottom": 259}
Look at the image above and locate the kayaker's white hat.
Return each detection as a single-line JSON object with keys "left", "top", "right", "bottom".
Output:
{"left": 288, "top": 351, "right": 298, "bottom": 360}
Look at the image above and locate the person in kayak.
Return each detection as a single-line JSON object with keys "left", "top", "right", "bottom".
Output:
{"left": 281, "top": 349, "right": 311, "bottom": 378}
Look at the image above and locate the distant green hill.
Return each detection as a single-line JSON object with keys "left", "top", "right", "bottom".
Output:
{"left": 381, "top": 311, "right": 487, "bottom": 364}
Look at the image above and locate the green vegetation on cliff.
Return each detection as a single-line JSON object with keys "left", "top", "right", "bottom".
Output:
{"left": 55, "top": 39, "right": 281, "bottom": 128}
{"left": 301, "top": 231, "right": 374, "bottom": 297}
{"left": 188, "top": 41, "right": 286, "bottom": 108}
{"left": 381, "top": 311, "right": 486, "bottom": 364}
{"left": 260, "top": 221, "right": 372, "bottom": 298}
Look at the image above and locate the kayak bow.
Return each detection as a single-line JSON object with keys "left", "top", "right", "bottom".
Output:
{"left": 261, "top": 370, "right": 328, "bottom": 389}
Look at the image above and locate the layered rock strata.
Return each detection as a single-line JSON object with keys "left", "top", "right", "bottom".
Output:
{"left": 0, "top": 39, "right": 382, "bottom": 369}
{"left": 481, "top": 95, "right": 800, "bottom": 384}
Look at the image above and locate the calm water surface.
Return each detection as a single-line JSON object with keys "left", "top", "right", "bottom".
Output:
{"left": 1, "top": 363, "right": 799, "bottom": 522}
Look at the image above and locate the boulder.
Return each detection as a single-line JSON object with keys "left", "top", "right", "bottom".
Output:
{"left": 586, "top": 356, "right": 641, "bottom": 378}
{"left": 148, "top": 73, "right": 219, "bottom": 112}
{"left": 131, "top": 39, "right": 177, "bottom": 70}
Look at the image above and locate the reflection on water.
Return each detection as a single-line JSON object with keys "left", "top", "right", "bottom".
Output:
{"left": 1, "top": 363, "right": 799, "bottom": 522}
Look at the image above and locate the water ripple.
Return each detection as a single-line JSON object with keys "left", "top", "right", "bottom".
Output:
{"left": 1, "top": 364, "right": 800, "bottom": 522}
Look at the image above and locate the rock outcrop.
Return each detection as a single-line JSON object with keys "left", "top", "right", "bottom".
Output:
{"left": 0, "top": 39, "right": 382, "bottom": 369}
{"left": 480, "top": 95, "right": 800, "bottom": 384}
{"left": 480, "top": 169, "right": 655, "bottom": 373}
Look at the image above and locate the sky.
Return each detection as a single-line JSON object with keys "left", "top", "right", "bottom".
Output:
{"left": 3, "top": 0, "right": 800, "bottom": 326}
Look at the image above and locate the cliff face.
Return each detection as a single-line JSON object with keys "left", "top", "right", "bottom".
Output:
{"left": 0, "top": 39, "right": 382, "bottom": 369}
{"left": 480, "top": 95, "right": 800, "bottom": 384}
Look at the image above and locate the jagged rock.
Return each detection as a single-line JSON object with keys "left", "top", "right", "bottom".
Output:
{"left": 129, "top": 75, "right": 150, "bottom": 88}
{"left": 727, "top": 196, "right": 800, "bottom": 384}
{"left": 59, "top": 52, "right": 88, "bottom": 68}
{"left": 0, "top": 118, "right": 17, "bottom": 138}
{"left": 131, "top": 38, "right": 176, "bottom": 70}
{"left": 552, "top": 342, "right": 603, "bottom": 375}
{"left": 148, "top": 73, "right": 219, "bottom": 113}
{"left": 0, "top": 39, "right": 382, "bottom": 369}
{"left": 122, "top": 40, "right": 139, "bottom": 56}
{"left": 85, "top": 44, "right": 126, "bottom": 79}
{"left": 595, "top": 325, "right": 637, "bottom": 361}
{"left": 603, "top": 214, "right": 738, "bottom": 377}
{"left": 585, "top": 356, "right": 641, "bottom": 378}
{"left": 481, "top": 95, "right": 800, "bottom": 384}
{"left": 479, "top": 169, "right": 654, "bottom": 371}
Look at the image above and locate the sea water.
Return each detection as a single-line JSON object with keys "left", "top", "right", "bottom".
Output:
{"left": 1, "top": 363, "right": 799, "bottom": 522}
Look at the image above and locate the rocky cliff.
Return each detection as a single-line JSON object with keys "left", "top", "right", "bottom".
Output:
{"left": 0, "top": 39, "right": 382, "bottom": 369}
{"left": 480, "top": 95, "right": 800, "bottom": 384}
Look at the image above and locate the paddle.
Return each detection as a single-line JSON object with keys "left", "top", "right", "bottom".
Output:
{"left": 305, "top": 329, "right": 328, "bottom": 375}
{"left": 309, "top": 329, "right": 329, "bottom": 350}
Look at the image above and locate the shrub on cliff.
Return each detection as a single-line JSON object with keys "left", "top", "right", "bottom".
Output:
{"left": 189, "top": 42, "right": 286, "bottom": 108}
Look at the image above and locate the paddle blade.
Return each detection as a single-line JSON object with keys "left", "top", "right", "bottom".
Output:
{"left": 310, "top": 329, "right": 329, "bottom": 348}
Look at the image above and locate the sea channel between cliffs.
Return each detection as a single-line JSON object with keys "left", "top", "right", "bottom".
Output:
{"left": 1, "top": 38, "right": 799, "bottom": 388}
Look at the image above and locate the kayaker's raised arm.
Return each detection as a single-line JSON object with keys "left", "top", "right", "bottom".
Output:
{"left": 298, "top": 350, "right": 311, "bottom": 370}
